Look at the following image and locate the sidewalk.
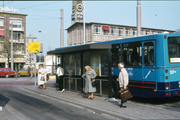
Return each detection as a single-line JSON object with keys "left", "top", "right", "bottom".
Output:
{"left": 23, "top": 85, "right": 180, "bottom": 119}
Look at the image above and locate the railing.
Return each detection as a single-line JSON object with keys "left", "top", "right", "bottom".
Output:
{"left": 63, "top": 76, "right": 109, "bottom": 96}
{"left": 9, "top": 27, "right": 24, "bottom": 31}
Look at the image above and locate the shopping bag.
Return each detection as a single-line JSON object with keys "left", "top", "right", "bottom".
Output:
{"left": 40, "top": 75, "right": 45, "bottom": 81}
{"left": 119, "top": 87, "right": 133, "bottom": 101}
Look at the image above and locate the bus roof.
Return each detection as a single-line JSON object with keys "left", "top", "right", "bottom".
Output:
{"left": 47, "top": 33, "right": 180, "bottom": 55}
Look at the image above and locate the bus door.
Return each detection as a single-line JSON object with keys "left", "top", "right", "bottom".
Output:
{"left": 142, "top": 41, "right": 156, "bottom": 97}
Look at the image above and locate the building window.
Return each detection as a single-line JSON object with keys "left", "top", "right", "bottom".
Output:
{"left": 133, "top": 29, "right": 137, "bottom": 36}
{"left": 0, "top": 18, "right": 4, "bottom": 26}
{"left": 110, "top": 27, "right": 116, "bottom": 36}
{"left": 13, "top": 32, "right": 22, "bottom": 40}
{"left": 125, "top": 28, "right": 130, "bottom": 37}
{"left": 145, "top": 30, "right": 150, "bottom": 35}
{"left": 151, "top": 31, "right": 155, "bottom": 34}
{"left": 118, "top": 28, "right": 123, "bottom": 36}
{"left": 9, "top": 19, "right": 22, "bottom": 29}
{"left": 141, "top": 30, "right": 144, "bottom": 35}
{"left": 94, "top": 25, "right": 101, "bottom": 35}
{"left": 103, "top": 30, "right": 109, "bottom": 35}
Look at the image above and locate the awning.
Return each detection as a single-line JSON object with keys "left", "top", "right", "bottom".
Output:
{"left": 0, "top": 30, "right": 4, "bottom": 36}
{"left": 102, "top": 26, "right": 110, "bottom": 30}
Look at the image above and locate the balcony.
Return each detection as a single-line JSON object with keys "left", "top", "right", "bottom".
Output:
{"left": 9, "top": 27, "right": 24, "bottom": 32}
{"left": 8, "top": 39, "right": 24, "bottom": 43}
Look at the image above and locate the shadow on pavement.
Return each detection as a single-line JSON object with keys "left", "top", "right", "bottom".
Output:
{"left": 129, "top": 96, "right": 180, "bottom": 105}
{"left": 0, "top": 94, "right": 11, "bottom": 107}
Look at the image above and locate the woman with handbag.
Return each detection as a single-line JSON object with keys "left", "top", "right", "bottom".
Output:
{"left": 82, "top": 66, "right": 97, "bottom": 100}
{"left": 38, "top": 64, "right": 47, "bottom": 89}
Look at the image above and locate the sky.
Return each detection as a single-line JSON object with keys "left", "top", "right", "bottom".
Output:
{"left": 1, "top": 1, "right": 180, "bottom": 54}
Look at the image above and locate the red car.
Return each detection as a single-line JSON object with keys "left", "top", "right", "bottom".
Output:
{"left": 0, "top": 68, "right": 17, "bottom": 78}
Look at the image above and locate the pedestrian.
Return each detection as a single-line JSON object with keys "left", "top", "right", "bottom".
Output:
{"left": 81, "top": 66, "right": 97, "bottom": 100}
{"left": 117, "top": 63, "right": 129, "bottom": 108}
{"left": 28, "top": 66, "right": 30, "bottom": 77}
{"left": 38, "top": 64, "right": 47, "bottom": 89}
{"left": 57, "top": 64, "right": 65, "bottom": 92}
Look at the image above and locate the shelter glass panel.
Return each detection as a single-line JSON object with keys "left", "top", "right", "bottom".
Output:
{"left": 94, "top": 80, "right": 100, "bottom": 94}
{"left": 63, "top": 54, "right": 69, "bottom": 75}
{"left": 70, "top": 78, "right": 75, "bottom": 90}
{"left": 83, "top": 52, "right": 91, "bottom": 73}
{"left": 102, "top": 81, "right": 108, "bottom": 95}
{"left": 91, "top": 51, "right": 99, "bottom": 76}
{"left": 69, "top": 54, "right": 75, "bottom": 75}
{"left": 101, "top": 50, "right": 108, "bottom": 76}
{"left": 76, "top": 53, "right": 81, "bottom": 75}
{"left": 77, "top": 79, "right": 83, "bottom": 91}
{"left": 64, "top": 78, "right": 69, "bottom": 89}
{"left": 112, "top": 44, "right": 121, "bottom": 67}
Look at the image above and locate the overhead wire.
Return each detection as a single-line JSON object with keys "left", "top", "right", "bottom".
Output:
{"left": 0, "top": 1, "right": 14, "bottom": 7}
{"left": 18, "top": 1, "right": 60, "bottom": 10}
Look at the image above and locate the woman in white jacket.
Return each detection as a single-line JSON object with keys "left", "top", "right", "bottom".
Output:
{"left": 117, "top": 63, "right": 129, "bottom": 108}
{"left": 38, "top": 64, "right": 47, "bottom": 89}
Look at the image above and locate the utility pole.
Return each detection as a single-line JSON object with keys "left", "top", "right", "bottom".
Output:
{"left": 60, "top": 9, "right": 64, "bottom": 47}
{"left": 83, "top": 1, "right": 85, "bottom": 44}
{"left": 11, "top": 23, "right": 13, "bottom": 70}
{"left": 137, "top": 0, "right": 141, "bottom": 36}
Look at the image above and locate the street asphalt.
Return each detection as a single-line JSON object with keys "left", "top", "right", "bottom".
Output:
{"left": 1, "top": 77, "right": 180, "bottom": 119}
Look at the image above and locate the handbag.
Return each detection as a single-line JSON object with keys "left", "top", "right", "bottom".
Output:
{"left": 40, "top": 75, "right": 45, "bottom": 81}
{"left": 91, "top": 78, "right": 95, "bottom": 87}
{"left": 46, "top": 74, "right": 49, "bottom": 81}
{"left": 119, "top": 87, "right": 133, "bottom": 101}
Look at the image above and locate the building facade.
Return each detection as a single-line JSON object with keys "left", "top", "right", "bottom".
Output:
{"left": 0, "top": 12, "right": 27, "bottom": 70}
{"left": 67, "top": 22, "right": 175, "bottom": 46}
{"left": 25, "top": 36, "right": 36, "bottom": 68}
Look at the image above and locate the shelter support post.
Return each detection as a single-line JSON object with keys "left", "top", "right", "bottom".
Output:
{"left": 108, "top": 49, "right": 112, "bottom": 98}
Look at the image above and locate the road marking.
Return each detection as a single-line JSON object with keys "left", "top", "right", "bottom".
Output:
{"left": 0, "top": 106, "right": 2, "bottom": 111}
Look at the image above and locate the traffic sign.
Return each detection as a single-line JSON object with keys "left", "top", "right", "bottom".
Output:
{"left": 28, "top": 42, "right": 43, "bottom": 53}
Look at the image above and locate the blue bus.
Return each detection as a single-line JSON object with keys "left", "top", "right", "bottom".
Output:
{"left": 48, "top": 33, "right": 180, "bottom": 98}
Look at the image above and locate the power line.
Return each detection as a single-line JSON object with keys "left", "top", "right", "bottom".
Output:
{"left": 29, "top": 14, "right": 59, "bottom": 19}
{"left": 0, "top": 1, "right": 13, "bottom": 7}
{"left": 18, "top": 1, "right": 60, "bottom": 10}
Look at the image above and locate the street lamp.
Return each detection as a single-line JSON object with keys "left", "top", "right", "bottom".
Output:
{"left": 137, "top": 0, "right": 141, "bottom": 36}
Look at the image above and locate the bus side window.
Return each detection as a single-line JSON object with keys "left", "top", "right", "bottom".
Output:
{"left": 144, "top": 42, "right": 154, "bottom": 66}
{"left": 122, "top": 42, "right": 142, "bottom": 66}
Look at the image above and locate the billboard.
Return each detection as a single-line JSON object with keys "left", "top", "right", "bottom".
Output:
{"left": 28, "top": 42, "right": 43, "bottom": 53}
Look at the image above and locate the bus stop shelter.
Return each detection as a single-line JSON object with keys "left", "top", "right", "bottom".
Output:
{"left": 47, "top": 43, "right": 114, "bottom": 98}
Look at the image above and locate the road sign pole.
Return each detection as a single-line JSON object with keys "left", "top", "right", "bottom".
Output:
{"left": 35, "top": 53, "right": 37, "bottom": 86}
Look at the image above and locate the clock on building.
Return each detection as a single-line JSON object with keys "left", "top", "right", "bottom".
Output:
{"left": 77, "top": 3, "right": 83, "bottom": 12}
{"left": 72, "top": 4, "right": 75, "bottom": 12}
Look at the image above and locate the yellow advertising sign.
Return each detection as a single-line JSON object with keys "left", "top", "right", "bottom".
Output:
{"left": 28, "top": 42, "right": 43, "bottom": 53}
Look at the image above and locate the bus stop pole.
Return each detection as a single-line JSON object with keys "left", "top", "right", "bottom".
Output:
{"left": 35, "top": 53, "right": 37, "bottom": 86}
{"left": 108, "top": 49, "right": 112, "bottom": 98}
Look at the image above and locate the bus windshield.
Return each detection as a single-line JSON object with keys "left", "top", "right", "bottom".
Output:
{"left": 168, "top": 37, "right": 180, "bottom": 63}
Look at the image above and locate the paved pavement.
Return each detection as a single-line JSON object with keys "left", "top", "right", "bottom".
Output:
{"left": 23, "top": 85, "right": 180, "bottom": 119}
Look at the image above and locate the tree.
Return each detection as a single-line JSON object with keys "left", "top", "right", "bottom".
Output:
{"left": 0, "top": 29, "right": 24, "bottom": 68}
{"left": 174, "top": 29, "right": 180, "bottom": 33}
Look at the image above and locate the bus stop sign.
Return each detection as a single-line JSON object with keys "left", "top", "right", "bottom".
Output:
{"left": 28, "top": 42, "right": 43, "bottom": 53}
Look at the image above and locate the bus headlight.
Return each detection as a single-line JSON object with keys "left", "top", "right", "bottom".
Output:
{"left": 166, "top": 86, "right": 169, "bottom": 90}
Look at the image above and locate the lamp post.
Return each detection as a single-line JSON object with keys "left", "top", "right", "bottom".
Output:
{"left": 11, "top": 23, "right": 13, "bottom": 70}
{"left": 137, "top": 0, "right": 141, "bottom": 36}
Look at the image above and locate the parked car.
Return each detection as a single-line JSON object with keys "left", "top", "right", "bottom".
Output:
{"left": 18, "top": 69, "right": 38, "bottom": 77}
{"left": 0, "top": 68, "right": 17, "bottom": 78}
